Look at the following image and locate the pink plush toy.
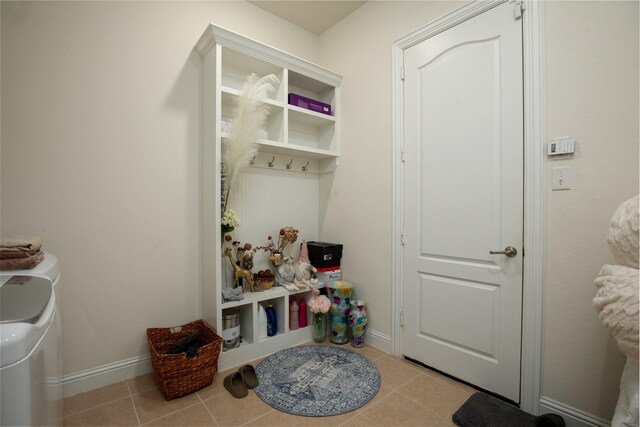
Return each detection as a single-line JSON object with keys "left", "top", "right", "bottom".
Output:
{"left": 294, "top": 240, "right": 317, "bottom": 282}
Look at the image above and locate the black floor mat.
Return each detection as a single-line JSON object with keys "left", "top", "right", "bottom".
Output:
{"left": 452, "top": 392, "right": 565, "bottom": 427}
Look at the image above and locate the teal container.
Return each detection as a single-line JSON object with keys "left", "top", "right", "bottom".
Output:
{"left": 327, "top": 281, "right": 354, "bottom": 344}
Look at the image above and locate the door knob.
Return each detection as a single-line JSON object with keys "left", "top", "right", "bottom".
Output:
{"left": 489, "top": 246, "right": 518, "bottom": 258}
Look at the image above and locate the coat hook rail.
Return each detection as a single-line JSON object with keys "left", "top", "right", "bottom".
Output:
{"left": 247, "top": 153, "right": 321, "bottom": 173}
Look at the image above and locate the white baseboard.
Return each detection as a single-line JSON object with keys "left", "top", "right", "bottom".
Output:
{"left": 62, "top": 355, "right": 153, "bottom": 398}
{"left": 62, "top": 330, "right": 391, "bottom": 398}
{"left": 540, "top": 396, "right": 611, "bottom": 427}
{"left": 365, "top": 328, "right": 392, "bottom": 354}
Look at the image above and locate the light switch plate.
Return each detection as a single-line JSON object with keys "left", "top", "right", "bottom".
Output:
{"left": 552, "top": 166, "right": 571, "bottom": 190}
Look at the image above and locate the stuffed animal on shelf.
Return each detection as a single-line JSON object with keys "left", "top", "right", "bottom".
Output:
{"left": 294, "top": 240, "right": 317, "bottom": 282}
{"left": 276, "top": 257, "right": 296, "bottom": 285}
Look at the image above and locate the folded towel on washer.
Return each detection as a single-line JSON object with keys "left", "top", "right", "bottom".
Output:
{"left": 0, "top": 236, "right": 43, "bottom": 252}
{"left": 0, "top": 250, "right": 37, "bottom": 260}
{"left": 0, "top": 250, "right": 44, "bottom": 270}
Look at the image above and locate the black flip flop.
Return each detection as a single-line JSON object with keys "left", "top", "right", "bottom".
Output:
{"left": 223, "top": 371, "right": 248, "bottom": 398}
{"left": 239, "top": 364, "right": 259, "bottom": 389}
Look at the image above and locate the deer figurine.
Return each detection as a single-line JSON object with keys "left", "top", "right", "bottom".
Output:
{"left": 223, "top": 247, "right": 254, "bottom": 292}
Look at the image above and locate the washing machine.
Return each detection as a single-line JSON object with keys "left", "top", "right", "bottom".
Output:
{"left": 0, "top": 252, "right": 63, "bottom": 426}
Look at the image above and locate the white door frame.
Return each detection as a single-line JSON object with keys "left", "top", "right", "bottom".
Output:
{"left": 391, "top": 0, "right": 544, "bottom": 414}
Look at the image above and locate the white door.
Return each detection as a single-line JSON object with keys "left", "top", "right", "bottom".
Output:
{"left": 401, "top": 1, "right": 524, "bottom": 402}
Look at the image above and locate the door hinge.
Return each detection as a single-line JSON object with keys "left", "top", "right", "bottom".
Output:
{"left": 400, "top": 231, "right": 405, "bottom": 246}
{"left": 400, "top": 310, "right": 405, "bottom": 327}
{"left": 400, "top": 148, "right": 406, "bottom": 163}
{"left": 511, "top": 0, "right": 525, "bottom": 19}
{"left": 400, "top": 66, "right": 405, "bottom": 81}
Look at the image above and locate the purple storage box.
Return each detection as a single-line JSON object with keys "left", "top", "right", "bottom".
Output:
{"left": 288, "top": 93, "right": 332, "bottom": 116}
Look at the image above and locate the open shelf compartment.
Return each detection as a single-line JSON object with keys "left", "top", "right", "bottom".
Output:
{"left": 221, "top": 47, "right": 284, "bottom": 103}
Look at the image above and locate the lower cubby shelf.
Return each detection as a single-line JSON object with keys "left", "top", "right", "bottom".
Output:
{"left": 218, "top": 325, "right": 315, "bottom": 371}
{"left": 217, "top": 286, "right": 314, "bottom": 371}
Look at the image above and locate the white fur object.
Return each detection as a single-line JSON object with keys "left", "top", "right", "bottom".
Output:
{"left": 594, "top": 195, "right": 640, "bottom": 427}
{"left": 593, "top": 264, "right": 639, "bottom": 362}
{"left": 276, "top": 257, "right": 296, "bottom": 285}
{"left": 594, "top": 264, "right": 640, "bottom": 427}
{"left": 223, "top": 73, "right": 280, "bottom": 205}
{"left": 612, "top": 359, "right": 639, "bottom": 427}
{"left": 607, "top": 195, "right": 639, "bottom": 269}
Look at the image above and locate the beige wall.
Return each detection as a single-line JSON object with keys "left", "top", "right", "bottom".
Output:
{"left": 542, "top": 0, "right": 638, "bottom": 417}
{"left": 317, "top": 0, "right": 638, "bottom": 421}
{"left": 2, "top": 0, "right": 638, "bottom": 421}
{"left": 1, "top": 1, "right": 319, "bottom": 375}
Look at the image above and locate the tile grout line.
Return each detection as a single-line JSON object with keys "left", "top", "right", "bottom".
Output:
{"left": 374, "top": 358, "right": 451, "bottom": 422}
{"left": 138, "top": 400, "right": 206, "bottom": 426}
{"left": 390, "top": 372, "right": 470, "bottom": 425}
{"left": 126, "top": 381, "right": 142, "bottom": 426}
{"left": 342, "top": 391, "right": 395, "bottom": 426}
{"left": 240, "top": 408, "right": 276, "bottom": 426}
{"left": 63, "top": 395, "right": 133, "bottom": 420}
{"left": 197, "top": 391, "right": 220, "bottom": 426}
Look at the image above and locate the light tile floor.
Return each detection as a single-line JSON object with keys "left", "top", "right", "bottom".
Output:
{"left": 63, "top": 342, "right": 475, "bottom": 426}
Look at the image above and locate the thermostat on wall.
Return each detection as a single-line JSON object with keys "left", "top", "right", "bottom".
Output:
{"left": 548, "top": 137, "right": 575, "bottom": 156}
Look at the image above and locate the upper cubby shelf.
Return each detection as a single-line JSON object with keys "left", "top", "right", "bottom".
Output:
{"left": 194, "top": 24, "right": 342, "bottom": 88}
{"left": 220, "top": 47, "right": 285, "bottom": 103}
{"left": 195, "top": 24, "right": 342, "bottom": 172}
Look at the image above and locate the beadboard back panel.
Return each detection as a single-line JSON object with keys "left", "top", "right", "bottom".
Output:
{"left": 223, "top": 166, "right": 321, "bottom": 277}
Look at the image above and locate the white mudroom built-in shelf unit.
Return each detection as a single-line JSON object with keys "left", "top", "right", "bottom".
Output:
{"left": 195, "top": 24, "right": 342, "bottom": 370}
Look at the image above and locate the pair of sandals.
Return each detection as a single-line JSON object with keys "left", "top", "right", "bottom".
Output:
{"left": 223, "top": 365, "right": 258, "bottom": 398}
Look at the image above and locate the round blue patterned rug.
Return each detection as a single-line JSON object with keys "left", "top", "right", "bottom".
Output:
{"left": 254, "top": 345, "right": 381, "bottom": 417}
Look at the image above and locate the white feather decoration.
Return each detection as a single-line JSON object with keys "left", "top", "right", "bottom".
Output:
{"left": 223, "top": 73, "right": 279, "bottom": 209}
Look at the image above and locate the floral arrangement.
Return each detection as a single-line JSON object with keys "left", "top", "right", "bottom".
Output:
{"left": 308, "top": 286, "right": 331, "bottom": 341}
{"left": 275, "top": 226, "right": 299, "bottom": 253}
{"left": 308, "top": 286, "right": 330, "bottom": 314}
{"left": 221, "top": 209, "right": 240, "bottom": 243}
{"left": 257, "top": 226, "right": 299, "bottom": 258}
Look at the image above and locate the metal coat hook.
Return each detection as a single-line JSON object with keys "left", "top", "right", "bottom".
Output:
{"left": 250, "top": 155, "right": 256, "bottom": 165}
{"left": 301, "top": 161, "right": 309, "bottom": 172}
{"left": 268, "top": 156, "right": 275, "bottom": 167}
{"left": 286, "top": 158, "right": 293, "bottom": 170}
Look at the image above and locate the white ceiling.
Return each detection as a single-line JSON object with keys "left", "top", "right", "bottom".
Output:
{"left": 249, "top": 1, "right": 367, "bottom": 35}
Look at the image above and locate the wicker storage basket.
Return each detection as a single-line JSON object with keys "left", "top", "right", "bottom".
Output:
{"left": 146, "top": 319, "right": 222, "bottom": 400}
